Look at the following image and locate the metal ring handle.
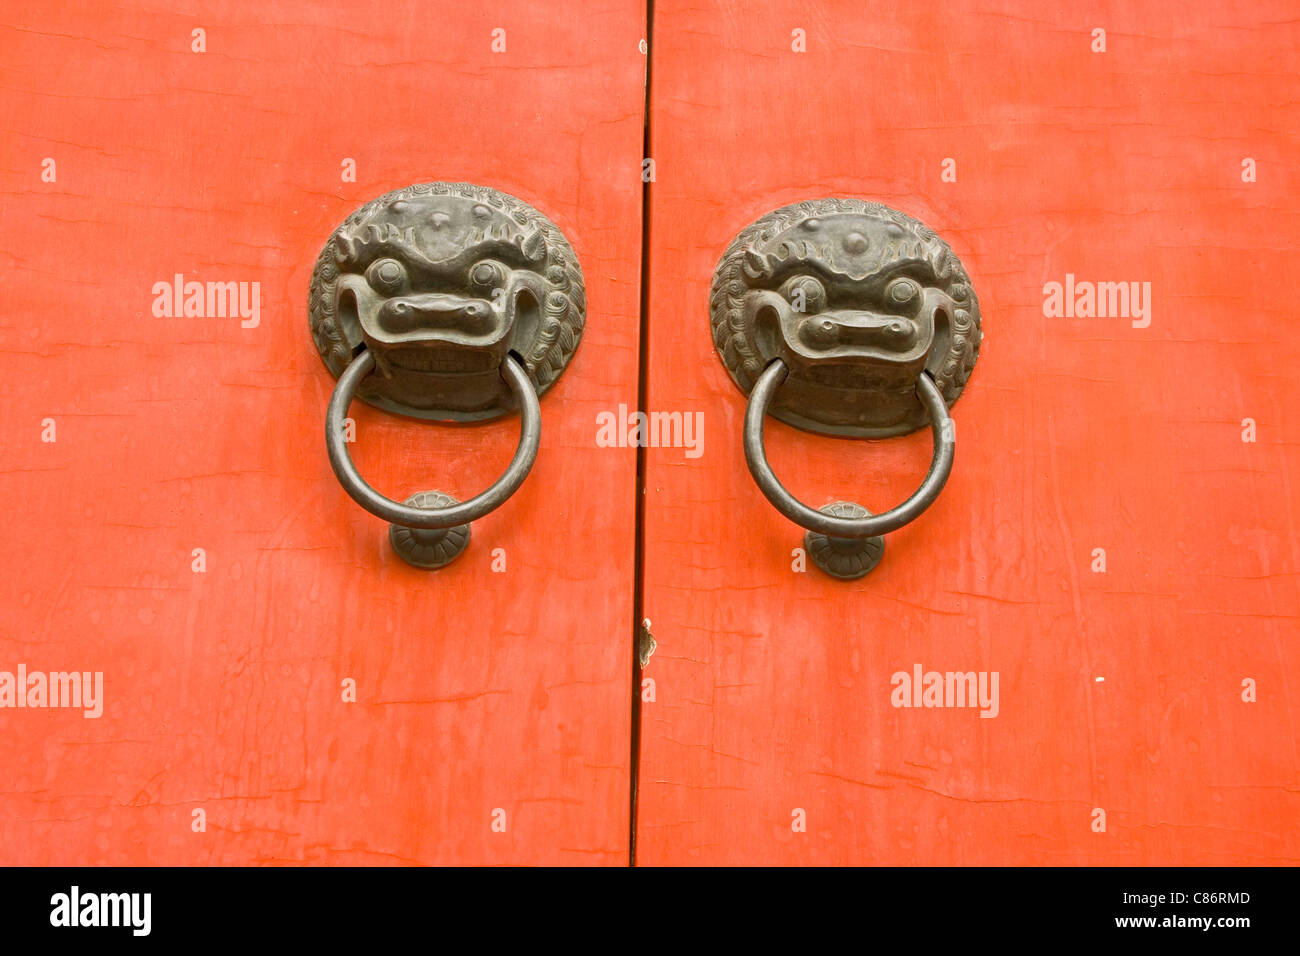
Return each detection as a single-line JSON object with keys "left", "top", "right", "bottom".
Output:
{"left": 744, "top": 359, "right": 954, "bottom": 539}
{"left": 326, "top": 349, "right": 541, "bottom": 530}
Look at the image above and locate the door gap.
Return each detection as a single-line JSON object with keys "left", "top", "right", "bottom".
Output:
{"left": 628, "top": 0, "right": 655, "bottom": 868}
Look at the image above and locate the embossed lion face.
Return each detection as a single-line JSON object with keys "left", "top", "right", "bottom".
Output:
{"left": 710, "top": 199, "right": 980, "bottom": 438}
{"left": 309, "top": 183, "right": 585, "bottom": 421}
{"left": 331, "top": 193, "right": 545, "bottom": 374}
{"left": 742, "top": 212, "right": 953, "bottom": 376}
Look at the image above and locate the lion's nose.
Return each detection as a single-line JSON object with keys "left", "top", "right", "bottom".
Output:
{"left": 377, "top": 294, "right": 496, "bottom": 335}
{"left": 800, "top": 311, "right": 918, "bottom": 350}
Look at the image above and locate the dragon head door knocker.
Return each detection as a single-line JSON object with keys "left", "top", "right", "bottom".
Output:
{"left": 711, "top": 198, "right": 981, "bottom": 578}
{"left": 310, "top": 182, "right": 585, "bottom": 568}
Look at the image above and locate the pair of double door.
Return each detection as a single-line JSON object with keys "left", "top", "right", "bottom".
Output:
{"left": 1, "top": 0, "right": 1295, "bottom": 865}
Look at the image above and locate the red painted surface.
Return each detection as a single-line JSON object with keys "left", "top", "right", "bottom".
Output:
{"left": 3, "top": 0, "right": 1298, "bottom": 870}
{"left": 0, "top": 2, "right": 643, "bottom": 864}
{"left": 637, "top": 0, "right": 1300, "bottom": 864}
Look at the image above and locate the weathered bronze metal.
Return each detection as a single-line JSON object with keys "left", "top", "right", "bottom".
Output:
{"left": 310, "top": 181, "right": 585, "bottom": 421}
{"left": 388, "top": 491, "right": 472, "bottom": 569}
{"left": 710, "top": 197, "right": 980, "bottom": 438}
{"left": 712, "top": 198, "right": 980, "bottom": 577}
{"left": 311, "top": 183, "right": 585, "bottom": 567}
{"left": 804, "top": 502, "right": 885, "bottom": 580}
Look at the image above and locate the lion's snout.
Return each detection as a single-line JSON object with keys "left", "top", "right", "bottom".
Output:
{"left": 376, "top": 293, "right": 499, "bottom": 336}
{"left": 798, "top": 310, "right": 919, "bottom": 351}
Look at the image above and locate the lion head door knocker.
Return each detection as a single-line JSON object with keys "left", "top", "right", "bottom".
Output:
{"left": 709, "top": 198, "right": 981, "bottom": 579}
{"left": 308, "top": 182, "right": 584, "bottom": 568}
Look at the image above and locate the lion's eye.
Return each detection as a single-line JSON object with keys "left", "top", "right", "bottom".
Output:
{"left": 469, "top": 261, "right": 505, "bottom": 293}
{"left": 366, "top": 257, "right": 407, "bottom": 295}
{"left": 886, "top": 277, "right": 920, "bottom": 307}
{"left": 782, "top": 275, "right": 826, "bottom": 313}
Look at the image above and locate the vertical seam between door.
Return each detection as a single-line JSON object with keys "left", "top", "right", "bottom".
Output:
{"left": 628, "top": 0, "right": 655, "bottom": 868}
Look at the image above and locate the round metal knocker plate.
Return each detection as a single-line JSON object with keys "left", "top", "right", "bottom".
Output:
{"left": 309, "top": 182, "right": 586, "bottom": 422}
{"left": 709, "top": 198, "right": 981, "bottom": 438}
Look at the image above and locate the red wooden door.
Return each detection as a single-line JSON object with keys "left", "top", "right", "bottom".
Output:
{"left": 4, "top": 0, "right": 1298, "bottom": 872}
{"left": 636, "top": 0, "right": 1300, "bottom": 864}
{"left": 0, "top": 1, "right": 644, "bottom": 865}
